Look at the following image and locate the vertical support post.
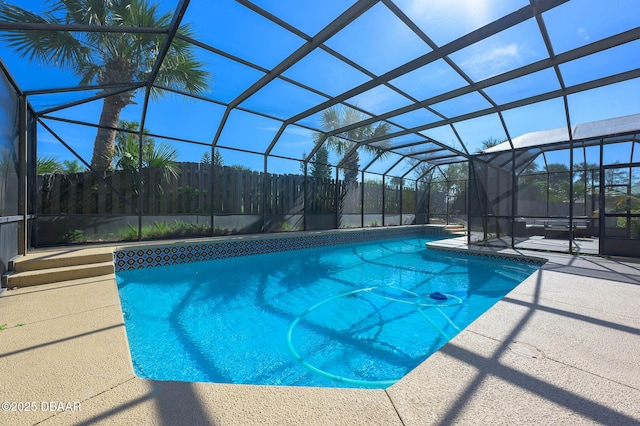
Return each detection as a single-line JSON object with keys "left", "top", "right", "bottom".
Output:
{"left": 591, "top": 169, "right": 595, "bottom": 223}
{"left": 18, "top": 95, "right": 28, "bottom": 255}
{"left": 583, "top": 162, "right": 588, "bottom": 217}
{"left": 263, "top": 155, "right": 268, "bottom": 233}
{"left": 546, "top": 172, "right": 550, "bottom": 218}
{"left": 209, "top": 146, "right": 215, "bottom": 236}
{"left": 627, "top": 165, "right": 632, "bottom": 237}
{"left": 599, "top": 138, "right": 605, "bottom": 255}
{"left": 334, "top": 167, "right": 340, "bottom": 229}
{"left": 426, "top": 181, "right": 431, "bottom": 224}
{"left": 414, "top": 179, "right": 418, "bottom": 225}
{"left": 382, "top": 175, "right": 386, "bottom": 226}
{"left": 495, "top": 170, "right": 500, "bottom": 235}
{"left": 303, "top": 161, "right": 307, "bottom": 231}
{"left": 399, "top": 178, "right": 403, "bottom": 226}
{"left": 569, "top": 146, "right": 574, "bottom": 253}
{"left": 467, "top": 161, "right": 471, "bottom": 245}
{"left": 360, "top": 170, "right": 365, "bottom": 228}
{"left": 484, "top": 163, "right": 489, "bottom": 240}
{"left": 511, "top": 150, "right": 516, "bottom": 249}
{"left": 137, "top": 131, "right": 143, "bottom": 241}
{"left": 445, "top": 180, "right": 450, "bottom": 225}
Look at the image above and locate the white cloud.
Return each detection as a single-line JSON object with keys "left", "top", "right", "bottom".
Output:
{"left": 283, "top": 126, "right": 313, "bottom": 138}
{"left": 256, "top": 126, "right": 314, "bottom": 151}
{"left": 279, "top": 140, "right": 313, "bottom": 148}
{"left": 460, "top": 43, "right": 521, "bottom": 80}
{"left": 258, "top": 126, "right": 312, "bottom": 137}
{"left": 488, "top": 44, "right": 520, "bottom": 62}
{"left": 258, "top": 126, "right": 280, "bottom": 133}
{"left": 35, "top": 135, "right": 59, "bottom": 145}
{"left": 279, "top": 126, "right": 315, "bottom": 149}
{"left": 577, "top": 27, "right": 590, "bottom": 42}
{"left": 348, "top": 85, "right": 411, "bottom": 115}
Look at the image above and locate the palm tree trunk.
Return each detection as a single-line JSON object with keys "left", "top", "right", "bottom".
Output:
{"left": 91, "top": 95, "right": 127, "bottom": 173}
{"left": 343, "top": 150, "right": 360, "bottom": 185}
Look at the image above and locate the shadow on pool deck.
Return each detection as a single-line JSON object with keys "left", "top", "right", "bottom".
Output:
{"left": 1, "top": 244, "right": 639, "bottom": 425}
{"left": 417, "top": 271, "right": 637, "bottom": 425}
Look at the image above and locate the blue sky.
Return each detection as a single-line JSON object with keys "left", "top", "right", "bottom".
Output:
{"left": 1, "top": 0, "right": 639, "bottom": 175}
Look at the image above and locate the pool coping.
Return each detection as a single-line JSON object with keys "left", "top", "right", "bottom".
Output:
{"left": 1, "top": 231, "right": 640, "bottom": 424}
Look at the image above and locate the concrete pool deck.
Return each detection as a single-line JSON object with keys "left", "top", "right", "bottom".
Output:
{"left": 1, "top": 238, "right": 640, "bottom": 425}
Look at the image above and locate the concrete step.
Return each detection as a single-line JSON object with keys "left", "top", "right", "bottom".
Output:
{"left": 443, "top": 224, "right": 466, "bottom": 230}
{"left": 5, "top": 247, "right": 115, "bottom": 288}
{"left": 11, "top": 248, "right": 114, "bottom": 272}
{"left": 6, "top": 261, "right": 115, "bottom": 288}
{"left": 452, "top": 231, "right": 468, "bottom": 236}
{"left": 443, "top": 224, "right": 468, "bottom": 235}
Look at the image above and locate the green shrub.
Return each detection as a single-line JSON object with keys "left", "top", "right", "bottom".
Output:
{"left": 119, "top": 221, "right": 212, "bottom": 241}
{"left": 63, "top": 229, "right": 86, "bottom": 244}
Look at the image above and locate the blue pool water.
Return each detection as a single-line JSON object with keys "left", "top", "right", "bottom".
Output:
{"left": 116, "top": 236, "right": 538, "bottom": 388}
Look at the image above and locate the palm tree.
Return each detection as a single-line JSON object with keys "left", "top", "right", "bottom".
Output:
{"left": 62, "top": 159, "right": 85, "bottom": 173}
{"left": 113, "top": 120, "right": 179, "bottom": 191}
{"left": 37, "top": 156, "right": 63, "bottom": 174}
{"left": 478, "top": 137, "right": 504, "bottom": 152}
{"left": 0, "top": 0, "right": 210, "bottom": 173}
{"left": 315, "top": 106, "right": 392, "bottom": 184}
{"left": 37, "top": 156, "right": 86, "bottom": 174}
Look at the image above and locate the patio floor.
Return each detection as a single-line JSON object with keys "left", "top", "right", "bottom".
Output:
{"left": 1, "top": 237, "right": 639, "bottom": 425}
{"left": 475, "top": 234, "right": 600, "bottom": 255}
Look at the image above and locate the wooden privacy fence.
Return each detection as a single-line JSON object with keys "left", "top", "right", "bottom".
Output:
{"left": 37, "top": 163, "right": 417, "bottom": 216}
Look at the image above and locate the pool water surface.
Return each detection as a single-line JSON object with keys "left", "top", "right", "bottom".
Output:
{"left": 116, "top": 236, "right": 538, "bottom": 388}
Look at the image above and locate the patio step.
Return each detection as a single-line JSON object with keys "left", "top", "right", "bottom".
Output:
{"left": 444, "top": 224, "right": 468, "bottom": 235}
{"left": 5, "top": 247, "right": 114, "bottom": 288}
{"left": 443, "top": 224, "right": 468, "bottom": 235}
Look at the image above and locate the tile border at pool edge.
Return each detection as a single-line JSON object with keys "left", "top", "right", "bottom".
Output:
{"left": 113, "top": 225, "right": 451, "bottom": 272}
{"left": 426, "top": 243, "right": 547, "bottom": 266}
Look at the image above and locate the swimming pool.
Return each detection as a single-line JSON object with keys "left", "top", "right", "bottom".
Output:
{"left": 115, "top": 235, "right": 538, "bottom": 388}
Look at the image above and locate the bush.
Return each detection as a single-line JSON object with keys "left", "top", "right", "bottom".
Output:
{"left": 120, "top": 221, "right": 212, "bottom": 241}
{"left": 63, "top": 229, "right": 87, "bottom": 244}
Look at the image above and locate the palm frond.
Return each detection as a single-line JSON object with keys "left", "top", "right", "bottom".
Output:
{"left": 320, "top": 106, "right": 341, "bottom": 132}
{"left": 361, "top": 121, "right": 392, "bottom": 157}
{"left": 77, "top": 61, "right": 103, "bottom": 85}
{"left": 0, "top": 2, "right": 88, "bottom": 69}
{"left": 0, "top": 0, "right": 210, "bottom": 171}
{"left": 327, "top": 135, "right": 352, "bottom": 155}
{"left": 113, "top": 131, "right": 140, "bottom": 172}
{"left": 343, "top": 107, "right": 365, "bottom": 128}
{"left": 155, "top": 55, "right": 210, "bottom": 95}
{"left": 37, "top": 155, "right": 62, "bottom": 174}
{"left": 145, "top": 142, "right": 180, "bottom": 183}
{"left": 59, "top": 0, "right": 109, "bottom": 26}
{"left": 316, "top": 105, "right": 394, "bottom": 180}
